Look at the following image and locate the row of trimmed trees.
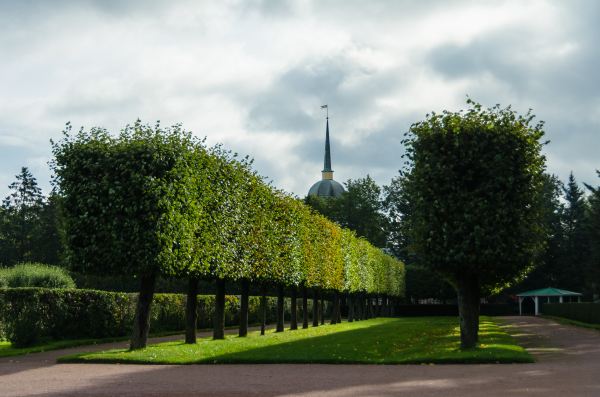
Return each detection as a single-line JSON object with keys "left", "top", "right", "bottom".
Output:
{"left": 51, "top": 121, "right": 405, "bottom": 349}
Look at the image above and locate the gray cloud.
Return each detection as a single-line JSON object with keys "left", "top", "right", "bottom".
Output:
{"left": 0, "top": 0, "right": 599, "bottom": 200}
{"left": 425, "top": 2, "right": 600, "bottom": 186}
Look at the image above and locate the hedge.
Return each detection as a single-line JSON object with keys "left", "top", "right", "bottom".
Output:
{"left": 0, "top": 288, "right": 314, "bottom": 347}
{"left": 394, "top": 304, "right": 516, "bottom": 317}
{"left": 543, "top": 303, "right": 600, "bottom": 324}
{"left": 52, "top": 121, "right": 404, "bottom": 348}
{"left": 0, "top": 263, "right": 75, "bottom": 289}
{"left": 51, "top": 122, "right": 405, "bottom": 295}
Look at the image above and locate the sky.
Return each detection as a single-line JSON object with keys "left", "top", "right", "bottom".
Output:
{"left": 1, "top": 0, "right": 599, "bottom": 199}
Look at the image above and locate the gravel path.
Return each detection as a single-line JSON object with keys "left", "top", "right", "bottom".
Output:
{"left": 1, "top": 316, "right": 600, "bottom": 396}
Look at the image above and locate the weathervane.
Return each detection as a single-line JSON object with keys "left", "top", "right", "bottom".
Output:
{"left": 321, "top": 104, "right": 328, "bottom": 119}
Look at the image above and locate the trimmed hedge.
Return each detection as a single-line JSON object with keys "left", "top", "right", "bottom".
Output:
{"left": 0, "top": 288, "right": 311, "bottom": 347}
{"left": 0, "top": 263, "right": 75, "bottom": 289}
{"left": 52, "top": 123, "right": 405, "bottom": 296}
{"left": 394, "top": 304, "right": 516, "bottom": 317}
{"left": 543, "top": 303, "right": 600, "bottom": 324}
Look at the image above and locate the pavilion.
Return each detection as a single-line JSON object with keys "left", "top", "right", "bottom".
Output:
{"left": 516, "top": 287, "right": 582, "bottom": 316}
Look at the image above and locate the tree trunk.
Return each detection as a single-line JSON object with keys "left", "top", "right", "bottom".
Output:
{"left": 260, "top": 286, "right": 267, "bottom": 336}
{"left": 213, "top": 279, "right": 226, "bottom": 340}
{"left": 276, "top": 284, "right": 285, "bottom": 332}
{"left": 312, "top": 289, "right": 319, "bottom": 327}
{"left": 185, "top": 277, "right": 199, "bottom": 344}
{"left": 330, "top": 292, "right": 337, "bottom": 325}
{"left": 290, "top": 287, "right": 298, "bottom": 330}
{"left": 456, "top": 276, "right": 481, "bottom": 349}
{"left": 348, "top": 294, "right": 354, "bottom": 322}
{"left": 239, "top": 279, "right": 249, "bottom": 337}
{"left": 337, "top": 295, "right": 342, "bottom": 323}
{"left": 302, "top": 286, "right": 308, "bottom": 329}
{"left": 320, "top": 294, "right": 325, "bottom": 325}
{"left": 130, "top": 273, "right": 156, "bottom": 350}
{"left": 372, "top": 296, "right": 377, "bottom": 318}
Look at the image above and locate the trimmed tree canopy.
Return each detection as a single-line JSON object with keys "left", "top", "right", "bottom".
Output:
{"left": 52, "top": 121, "right": 404, "bottom": 297}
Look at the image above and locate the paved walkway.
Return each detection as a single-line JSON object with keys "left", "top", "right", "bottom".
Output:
{"left": 1, "top": 316, "right": 600, "bottom": 396}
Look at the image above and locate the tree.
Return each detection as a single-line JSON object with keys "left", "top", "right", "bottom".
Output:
{"left": 53, "top": 120, "right": 406, "bottom": 349}
{"left": 339, "top": 176, "right": 387, "bottom": 247}
{"left": 305, "top": 175, "right": 387, "bottom": 248}
{"left": 560, "top": 172, "right": 590, "bottom": 292}
{"left": 383, "top": 174, "right": 413, "bottom": 262}
{"left": 402, "top": 100, "right": 547, "bottom": 348}
{"left": 0, "top": 167, "right": 60, "bottom": 266}
{"left": 513, "top": 174, "right": 564, "bottom": 291}
{"left": 404, "top": 264, "right": 455, "bottom": 303}
{"left": 585, "top": 171, "right": 600, "bottom": 296}
{"left": 52, "top": 122, "right": 204, "bottom": 349}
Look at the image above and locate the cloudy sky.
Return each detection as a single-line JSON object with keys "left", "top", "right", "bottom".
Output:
{"left": 1, "top": 0, "right": 599, "bottom": 199}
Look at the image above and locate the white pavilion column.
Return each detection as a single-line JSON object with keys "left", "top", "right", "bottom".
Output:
{"left": 559, "top": 296, "right": 563, "bottom": 303}
{"left": 534, "top": 296, "right": 539, "bottom": 315}
{"left": 518, "top": 297, "right": 523, "bottom": 316}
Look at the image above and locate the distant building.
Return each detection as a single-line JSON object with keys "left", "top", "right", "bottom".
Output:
{"left": 308, "top": 116, "right": 345, "bottom": 198}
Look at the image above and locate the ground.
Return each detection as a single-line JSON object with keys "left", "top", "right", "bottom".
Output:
{"left": 1, "top": 316, "right": 599, "bottom": 396}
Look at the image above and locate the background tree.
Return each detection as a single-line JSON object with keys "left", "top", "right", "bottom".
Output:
{"left": 585, "top": 171, "right": 600, "bottom": 297}
{"left": 404, "top": 264, "right": 455, "bottom": 303}
{"left": 512, "top": 174, "right": 564, "bottom": 291}
{"left": 338, "top": 176, "right": 387, "bottom": 247}
{"left": 560, "top": 172, "right": 590, "bottom": 292}
{"left": 383, "top": 174, "right": 413, "bottom": 263}
{"left": 0, "top": 167, "right": 61, "bottom": 266}
{"left": 402, "top": 101, "right": 547, "bottom": 348}
{"left": 306, "top": 175, "right": 387, "bottom": 248}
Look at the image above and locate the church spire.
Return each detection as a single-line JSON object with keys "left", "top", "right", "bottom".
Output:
{"left": 323, "top": 117, "right": 332, "bottom": 172}
{"left": 321, "top": 110, "right": 334, "bottom": 180}
{"left": 307, "top": 105, "right": 345, "bottom": 198}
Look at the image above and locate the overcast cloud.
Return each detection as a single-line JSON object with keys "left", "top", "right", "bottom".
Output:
{"left": 1, "top": 0, "right": 599, "bottom": 198}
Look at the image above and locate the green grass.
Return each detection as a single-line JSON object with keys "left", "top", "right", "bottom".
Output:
{"left": 0, "top": 330, "right": 184, "bottom": 358}
{"left": 542, "top": 315, "right": 600, "bottom": 331}
{"left": 59, "top": 317, "right": 532, "bottom": 365}
{"left": 0, "top": 338, "right": 121, "bottom": 358}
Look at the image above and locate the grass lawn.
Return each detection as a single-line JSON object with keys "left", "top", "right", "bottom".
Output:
{"left": 0, "top": 338, "right": 125, "bottom": 358}
{"left": 541, "top": 315, "right": 600, "bottom": 331}
{"left": 0, "top": 330, "right": 184, "bottom": 359}
{"left": 59, "top": 316, "right": 532, "bottom": 365}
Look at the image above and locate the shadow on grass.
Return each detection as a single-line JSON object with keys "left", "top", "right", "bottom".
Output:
{"left": 60, "top": 317, "right": 532, "bottom": 365}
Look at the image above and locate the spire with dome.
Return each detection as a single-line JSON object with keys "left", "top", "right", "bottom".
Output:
{"left": 308, "top": 106, "right": 345, "bottom": 198}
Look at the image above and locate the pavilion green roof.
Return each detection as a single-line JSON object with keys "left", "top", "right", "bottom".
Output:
{"left": 516, "top": 287, "right": 582, "bottom": 297}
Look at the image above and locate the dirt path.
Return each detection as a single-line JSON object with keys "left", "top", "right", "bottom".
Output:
{"left": 1, "top": 316, "right": 600, "bottom": 397}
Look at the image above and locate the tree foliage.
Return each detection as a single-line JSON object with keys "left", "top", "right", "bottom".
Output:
{"left": 403, "top": 101, "right": 547, "bottom": 292}
{"left": 52, "top": 121, "right": 404, "bottom": 296}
